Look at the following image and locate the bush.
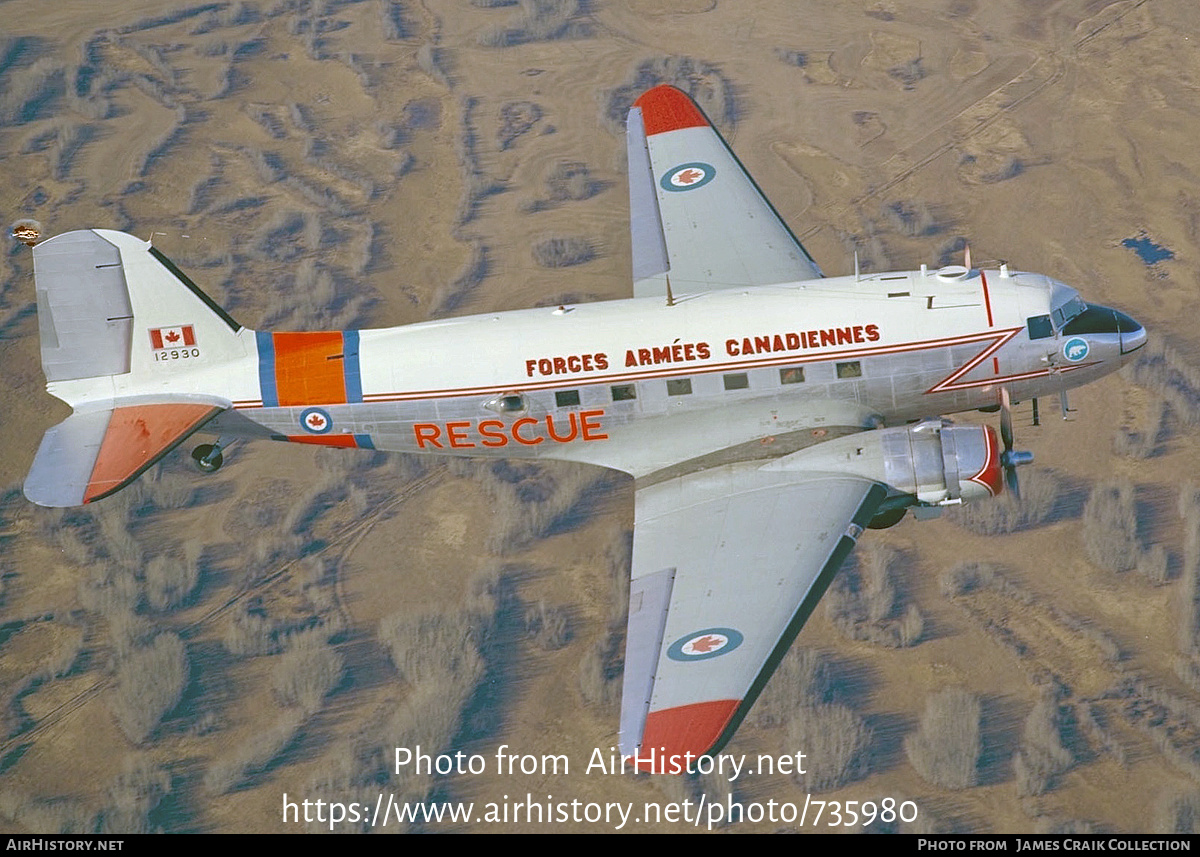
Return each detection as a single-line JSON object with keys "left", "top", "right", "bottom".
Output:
{"left": 272, "top": 631, "right": 344, "bottom": 713}
{"left": 905, "top": 689, "right": 981, "bottom": 789}
{"left": 110, "top": 633, "right": 189, "bottom": 744}
{"left": 951, "top": 469, "right": 1060, "bottom": 534}
{"left": 532, "top": 236, "right": 595, "bottom": 268}
{"left": 786, "top": 704, "right": 871, "bottom": 791}
{"left": 144, "top": 548, "right": 200, "bottom": 610}
{"left": 753, "top": 647, "right": 830, "bottom": 728}
{"left": 1013, "top": 693, "right": 1075, "bottom": 796}
{"left": 1081, "top": 480, "right": 1140, "bottom": 572}
{"left": 524, "top": 600, "right": 571, "bottom": 650}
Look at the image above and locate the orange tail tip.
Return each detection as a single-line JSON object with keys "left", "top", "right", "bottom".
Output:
{"left": 633, "top": 85, "right": 710, "bottom": 137}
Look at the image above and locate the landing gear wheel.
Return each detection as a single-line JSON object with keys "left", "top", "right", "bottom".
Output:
{"left": 867, "top": 507, "right": 907, "bottom": 530}
{"left": 191, "top": 444, "right": 223, "bottom": 473}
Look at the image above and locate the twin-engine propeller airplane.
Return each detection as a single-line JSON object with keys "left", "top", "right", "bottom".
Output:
{"left": 20, "top": 85, "right": 1144, "bottom": 770}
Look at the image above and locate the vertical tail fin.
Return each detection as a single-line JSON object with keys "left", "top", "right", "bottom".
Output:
{"left": 33, "top": 229, "right": 246, "bottom": 387}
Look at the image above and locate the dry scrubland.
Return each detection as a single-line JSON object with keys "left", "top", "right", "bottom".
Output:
{"left": 0, "top": 0, "right": 1199, "bottom": 834}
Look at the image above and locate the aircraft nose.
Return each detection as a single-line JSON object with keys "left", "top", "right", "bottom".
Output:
{"left": 1117, "top": 310, "right": 1146, "bottom": 356}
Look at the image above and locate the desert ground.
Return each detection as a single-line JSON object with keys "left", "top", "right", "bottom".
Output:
{"left": 2, "top": 0, "right": 1200, "bottom": 834}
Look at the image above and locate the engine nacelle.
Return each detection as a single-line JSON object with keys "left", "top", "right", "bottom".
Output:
{"left": 770, "top": 419, "right": 1003, "bottom": 505}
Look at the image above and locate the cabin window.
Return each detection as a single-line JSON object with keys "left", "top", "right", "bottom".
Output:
{"left": 723, "top": 373, "right": 749, "bottom": 391}
{"left": 836, "top": 361, "right": 862, "bottom": 379}
{"left": 1027, "top": 314, "right": 1054, "bottom": 340}
{"left": 484, "top": 393, "right": 528, "bottom": 414}
{"left": 666, "top": 378, "right": 693, "bottom": 396}
{"left": 555, "top": 390, "right": 581, "bottom": 408}
{"left": 611, "top": 384, "right": 637, "bottom": 401}
{"left": 780, "top": 367, "right": 805, "bottom": 385}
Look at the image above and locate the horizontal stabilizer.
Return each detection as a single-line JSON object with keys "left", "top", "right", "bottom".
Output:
{"left": 24, "top": 402, "right": 223, "bottom": 506}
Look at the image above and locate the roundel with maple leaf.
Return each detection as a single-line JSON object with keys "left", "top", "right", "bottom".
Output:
{"left": 299, "top": 407, "right": 333, "bottom": 434}
{"left": 667, "top": 627, "right": 744, "bottom": 662}
{"left": 661, "top": 162, "right": 716, "bottom": 192}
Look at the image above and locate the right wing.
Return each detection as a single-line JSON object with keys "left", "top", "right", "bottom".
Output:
{"left": 626, "top": 85, "right": 823, "bottom": 298}
{"left": 620, "top": 462, "right": 886, "bottom": 764}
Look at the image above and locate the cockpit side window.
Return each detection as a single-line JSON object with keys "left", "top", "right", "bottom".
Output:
{"left": 1051, "top": 296, "right": 1087, "bottom": 330}
{"left": 1027, "top": 314, "right": 1054, "bottom": 340}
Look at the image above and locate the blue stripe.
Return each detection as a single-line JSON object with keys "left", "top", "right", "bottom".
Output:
{"left": 256, "top": 331, "right": 278, "bottom": 407}
{"left": 354, "top": 433, "right": 375, "bottom": 450}
{"left": 343, "top": 329, "right": 363, "bottom": 403}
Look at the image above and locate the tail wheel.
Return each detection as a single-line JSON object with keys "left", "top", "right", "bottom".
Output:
{"left": 867, "top": 507, "right": 907, "bottom": 529}
{"left": 191, "top": 444, "right": 223, "bottom": 473}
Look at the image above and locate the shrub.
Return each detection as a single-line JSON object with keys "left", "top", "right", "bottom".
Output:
{"left": 110, "top": 633, "right": 189, "bottom": 744}
{"left": 905, "top": 689, "right": 981, "bottom": 789}
{"left": 1081, "top": 480, "right": 1140, "bottom": 572}
{"left": 786, "top": 704, "right": 871, "bottom": 791}
{"left": 272, "top": 631, "right": 344, "bottom": 713}
{"left": 532, "top": 236, "right": 595, "bottom": 268}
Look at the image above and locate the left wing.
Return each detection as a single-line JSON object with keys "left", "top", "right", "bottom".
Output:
{"left": 626, "top": 85, "right": 823, "bottom": 298}
{"left": 620, "top": 462, "right": 886, "bottom": 764}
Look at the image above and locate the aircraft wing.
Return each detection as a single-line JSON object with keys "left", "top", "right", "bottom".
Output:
{"left": 620, "top": 462, "right": 886, "bottom": 765}
{"left": 626, "top": 85, "right": 823, "bottom": 298}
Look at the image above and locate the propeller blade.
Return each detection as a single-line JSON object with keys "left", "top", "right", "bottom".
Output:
{"left": 1000, "top": 386, "right": 1014, "bottom": 453}
{"left": 996, "top": 386, "right": 1034, "bottom": 500}
{"left": 1005, "top": 463, "right": 1021, "bottom": 502}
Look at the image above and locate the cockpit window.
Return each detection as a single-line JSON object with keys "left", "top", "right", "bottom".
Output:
{"left": 1062, "top": 304, "right": 1143, "bottom": 336}
{"left": 1027, "top": 314, "right": 1054, "bottom": 340}
{"left": 1052, "top": 296, "right": 1087, "bottom": 330}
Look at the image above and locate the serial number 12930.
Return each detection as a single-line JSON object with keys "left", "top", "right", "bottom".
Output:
{"left": 154, "top": 348, "right": 201, "bottom": 361}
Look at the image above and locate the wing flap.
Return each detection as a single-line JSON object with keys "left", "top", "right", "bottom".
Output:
{"left": 24, "top": 402, "right": 223, "bottom": 506}
{"left": 620, "top": 463, "right": 885, "bottom": 764}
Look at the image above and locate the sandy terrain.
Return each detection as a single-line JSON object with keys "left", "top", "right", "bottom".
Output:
{"left": 2, "top": 0, "right": 1200, "bottom": 834}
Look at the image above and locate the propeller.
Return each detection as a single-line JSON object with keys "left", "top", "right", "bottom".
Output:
{"left": 998, "top": 387, "right": 1034, "bottom": 500}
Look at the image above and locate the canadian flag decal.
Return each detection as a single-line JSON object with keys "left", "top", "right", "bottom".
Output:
{"left": 149, "top": 325, "right": 196, "bottom": 349}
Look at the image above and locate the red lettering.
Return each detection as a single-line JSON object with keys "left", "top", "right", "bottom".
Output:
{"left": 726, "top": 339, "right": 739, "bottom": 356}
{"left": 670, "top": 344, "right": 683, "bottom": 362}
{"left": 595, "top": 353, "right": 609, "bottom": 370}
{"left": 697, "top": 342, "right": 710, "bottom": 359}
{"left": 638, "top": 348, "right": 652, "bottom": 365}
{"left": 478, "top": 419, "right": 508, "bottom": 448}
{"left": 652, "top": 346, "right": 671, "bottom": 363}
{"left": 742, "top": 337, "right": 754, "bottom": 355}
{"left": 414, "top": 423, "right": 443, "bottom": 449}
{"left": 553, "top": 357, "right": 567, "bottom": 374}
{"left": 582, "top": 354, "right": 594, "bottom": 372}
{"left": 545, "top": 412, "right": 580, "bottom": 443}
{"left": 835, "top": 327, "right": 853, "bottom": 345}
{"left": 625, "top": 349, "right": 638, "bottom": 367}
{"left": 538, "top": 358, "right": 553, "bottom": 375}
{"left": 512, "top": 417, "right": 543, "bottom": 445}
{"left": 786, "top": 332, "right": 800, "bottom": 350}
{"left": 446, "top": 421, "right": 475, "bottom": 449}
{"left": 754, "top": 335, "right": 770, "bottom": 353}
{"left": 683, "top": 343, "right": 695, "bottom": 360}
{"left": 568, "top": 355, "right": 582, "bottom": 372}
{"left": 772, "top": 334, "right": 785, "bottom": 352}
{"left": 853, "top": 325, "right": 865, "bottom": 343}
{"left": 806, "top": 331, "right": 819, "bottom": 348}
{"left": 525, "top": 359, "right": 537, "bottom": 377}
{"left": 865, "top": 324, "right": 880, "bottom": 341}
{"left": 579, "top": 410, "right": 608, "bottom": 441}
